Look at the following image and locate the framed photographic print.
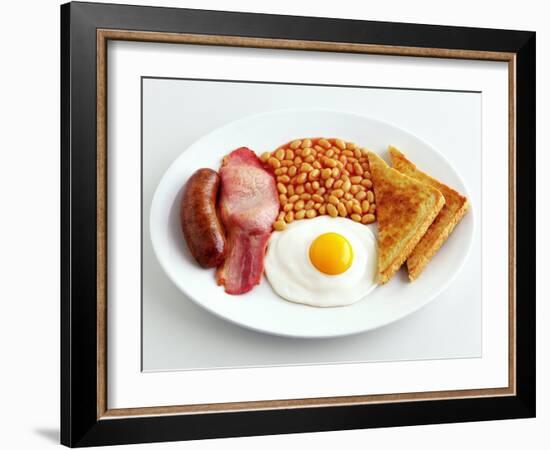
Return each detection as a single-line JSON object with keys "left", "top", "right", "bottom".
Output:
{"left": 60, "top": 1, "right": 536, "bottom": 447}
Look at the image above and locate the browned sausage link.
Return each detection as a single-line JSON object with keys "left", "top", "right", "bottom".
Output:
{"left": 180, "top": 168, "right": 226, "bottom": 268}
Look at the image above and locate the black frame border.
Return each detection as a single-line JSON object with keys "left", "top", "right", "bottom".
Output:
{"left": 61, "top": 1, "right": 535, "bottom": 447}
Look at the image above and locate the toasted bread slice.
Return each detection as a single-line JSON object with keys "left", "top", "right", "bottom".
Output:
{"left": 389, "top": 146, "right": 469, "bottom": 281}
{"left": 368, "top": 151, "right": 445, "bottom": 284}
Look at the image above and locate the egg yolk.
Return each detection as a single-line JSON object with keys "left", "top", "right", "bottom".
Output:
{"left": 309, "top": 232, "right": 354, "bottom": 275}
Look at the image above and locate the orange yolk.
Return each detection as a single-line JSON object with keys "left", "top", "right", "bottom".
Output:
{"left": 309, "top": 232, "right": 353, "bottom": 275}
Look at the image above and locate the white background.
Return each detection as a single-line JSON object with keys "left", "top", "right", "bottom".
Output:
{"left": 142, "top": 73, "right": 482, "bottom": 371}
{"left": 0, "top": 0, "right": 546, "bottom": 449}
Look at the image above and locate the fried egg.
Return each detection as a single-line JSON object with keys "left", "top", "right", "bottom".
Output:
{"left": 264, "top": 216, "right": 377, "bottom": 307}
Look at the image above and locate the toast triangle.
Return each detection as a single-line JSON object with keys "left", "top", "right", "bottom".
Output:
{"left": 367, "top": 151, "right": 445, "bottom": 284}
{"left": 389, "top": 146, "right": 469, "bottom": 280}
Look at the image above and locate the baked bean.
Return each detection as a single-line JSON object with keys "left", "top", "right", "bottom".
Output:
{"left": 301, "top": 138, "right": 312, "bottom": 148}
{"left": 296, "top": 173, "right": 307, "bottom": 184}
{"left": 278, "top": 175, "right": 290, "bottom": 183}
{"left": 362, "top": 214, "right": 375, "bottom": 224}
{"left": 327, "top": 203, "right": 338, "bottom": 217}
{"left": 324, "top": 157, "right": 337, "bottom": 168}
{"left": 328, "top": 195, "right": 339, "bottom": 205}
{"left": 268, "top": 157, "right": 281, "bottom": 169}
{"left": 342, "top": 179, "right": 351, "bottom": 192}
{"left": 308, "top": 169, "right": 320, "bottom": 181}
{"left": 312, "top": 194, "right": 323, "bottom": 203}
{"left": 318, "top": 138, "right": 331, "bottom": 149}
{"left": 306, "top": 209, "right": 317, "bottom": 218}
{"left": 335, "top": 139, "right": 346, "bottom": 150}
{"left": 337, "top": 202, "right": 347, "bottom": 217}
{"left": 288, "top": 194, "right": 299, "bottom": 203}
{"left": 361, "top": 179, "right": 373, "bottom": 188}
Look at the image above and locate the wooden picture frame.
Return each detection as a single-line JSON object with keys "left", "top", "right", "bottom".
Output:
{"left": 61, "top": 1, "right": 535, "bottom": 447}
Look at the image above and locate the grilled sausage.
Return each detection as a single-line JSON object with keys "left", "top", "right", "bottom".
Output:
{"left": 180, "top": 168, "right": 226, "bottom": 268}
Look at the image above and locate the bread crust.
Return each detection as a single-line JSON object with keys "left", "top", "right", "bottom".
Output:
{"left": 368, "top": 151, "right": 445, "bottom": 284}
{"left": 389, "top": 146, "right": 469, "bottom": 280}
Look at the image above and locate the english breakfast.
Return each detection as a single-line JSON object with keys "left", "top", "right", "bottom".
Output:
{"left": 177, "top": 138, "right": 469, "bottom": 305}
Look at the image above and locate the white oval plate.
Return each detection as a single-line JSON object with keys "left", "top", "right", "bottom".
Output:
{"left": 150, "top": 109, "right": 474, "bottom": 338}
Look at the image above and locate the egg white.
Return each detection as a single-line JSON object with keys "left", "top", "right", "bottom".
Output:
{"left": 264, "top": 216, "right": 378, "bottom": 307}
